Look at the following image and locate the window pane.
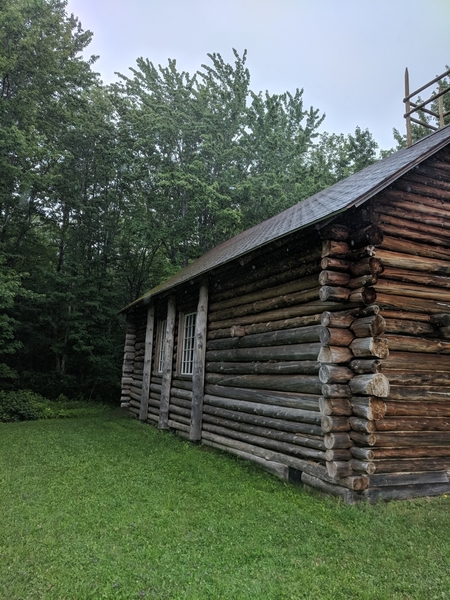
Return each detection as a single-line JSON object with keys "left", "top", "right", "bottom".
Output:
{"left": 158, "top": 320, "right": 167, "bottom": 372}
{"left": 181, "top": 312, "right": 196, "bottom": 375}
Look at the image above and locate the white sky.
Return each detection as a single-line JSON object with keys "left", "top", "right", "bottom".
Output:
{"left": 67, "top": 0, "right": 450, "bottom": 151}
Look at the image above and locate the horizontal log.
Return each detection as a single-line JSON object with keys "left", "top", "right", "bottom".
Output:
{"left": 324, "top": 432, "right": 352, "bottom": 449}
{"left": 349, "top": 459, "right": 376, "bottom": 475}
{"left": 320, "top": 310, "right": 355, "bottom": 328}
{"left": 209, "top": 286, "right": 320, "bottom": 322}
{"left": 318, "top": 271, "right": 350, "bottom": 287}
{"left": 200, "top": 430, "right": 314, "bottom": 473}
{"left": 362, "top": 482, "right": 450, "bottom": 502}
{"left": 209, "top": 274, "right": 320, "bottom": 313}
{"left": 203, "top": 394, "right": 322, "bottom": 426}
{"left": 319, "top": 365, "right": 354, "bottom": 384}
{"left": 381, "top": 266, "right": 450, "bottom": 290}
{"left": 384, "top": 318, "right": 435, "bottom": 336}
{"left": 379, "top": 235, "right": 450, "bottom": 261}
{"left": 355, "top": 457, "right": 450, "bottom": 474}
{"left": 208, "top": 313, "right": 323, "bottom": 340}
{"left": 381, "top": 223, "right": 450, "bottom": 249}
{"left": 203, "top": 404, "right": 325, "bottom": 444}
{"left": 205, "top": 372, "right": 322, "bottom": 394}
{"left": 349, "top": 373, "right": 390, "bottom": 397}
{"left": 326, "top": 460, "right": 353, "bottom": 478}
{"left": 349, "top": 417, "right": 376, "bottom": 434}
{"left": 320, "top": 257, "right": 351, "bottom": 272}
{"left": 387, "top": 386, "right": 450, "bottom": 403}
{"left": 207, "top": 326, "right": 322, "bottom": 350}
{"left": 205, "top": 384, "right": 320, "bottom": 411}
{"left": 317, "top": 346, "right": 353, "bottom": 364}
{"left": 386, "top": 372, "right": 450, "bottom": 386}
{"left": 348, "top": 274, "right": 378, "bottom": 289}
{"left": 325, "top": 448, "right": 352, "bottom": 461}
{"left": 376, "top": 279, "right": 450, "bottom": 302}
{"left": 211, "top": 248, "right": 321, "bottom": 299}
{"left": 351, "top": 446, "right": 450, "bottom": 460}
{"left": 385, "top": 335, "right": 450, "bottom": 355}
{"left": 207, "top": 360, "right": 319, "bottom": 375}
{"left": 349, "top": 430, "right": 450, "bottom": 447}
{"left": 321, "top": 416, "right": 350, "bottom": 433}
{"left": 350, "top": 245, "right": 377, "bottom": 260}
{"left": 319, "top": 397, "right": 352, "bottom": 416}
{"left": 349, "top": 359, "right": 381, "bottom": 374}
{"left": 319, "top": 286, "right": 350, "bottom": 302}
{"left": 347, "top": 287, "right": 377, "bottom": 305}
{"left": 206, "top": 342, "right": 322, "bottom": 363}
{"left": 350, "top": 315, "right": 386, "bottom": 338}
{"left": 319, "top": 327, "right": 354, "bottom": 347}
{"left": 382, "top": 351, "right": 450, "bottom": 372}
{"left": 375, "top": 248, "right": 450, "bottom": 276}
{"left": 301, "top": 473, "right": 358, "bottom": 504}
{"left": 321, "top": 383, "right": 351, "bottom": 398}
{"left": 201, "top": 422, "right": 326, "bottom": 461}
{"left": 208, "top": 300, "right": 359, "bottom": 330}
{"left": 378, "top": 189, "right": 450, "bottom": 215}
{"left": 350, "top": 257, "right": 384, "bottom": 277}
{"left": 393, "top": 176, "right": 450, "bottom": 203}
{"left": 350, "top": 337, "right": 389, "bottom": 359}
{"left": 373, "top": 416, "right": 450, "bottom": 431}
{"left": 351, "top": 397, "right": 387, "bottom": 420}
{"left": 321, "top": 240, "right": 350, "bottom": 258}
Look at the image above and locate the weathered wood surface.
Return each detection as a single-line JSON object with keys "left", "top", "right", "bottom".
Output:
{"left": 139, "top": 305, "right": 155, "bottom": 421}
{"left": 362, "top": 482, "right": 450, "bottom": 502}
{"left": 318, "top": 346, "right": 353, "bottom": 364}
{"left": 207, "top": 360, "right": 319, "bottom": 375}
{"left": 206, "top": 343, "right": 322, "bottom": 363}
{"left": 351, "top": 446, "right": 450, "bottom": 460}
{"left": 202, "top": 422, "right": 326, "bottom": 461}
{"left": 202, "top": 404, "right": 324, "bottom": 444}
{"left": 208, "top": 313, "right": 322, "bottom": 340}
{"left": 350, "top": 315, "right": 386, "bottom": 338}
{"left": 351, "top": 457, "right": 450, "bottom": 474}
{"left": 203, "top": 393, "right": 322, "bottom": 426}
{"left": 159, "top": 295, "right": 176, "bottom": 430}
{"left": 349, "top": 430, "right": 450, "bottom": 447}
{"left": 209, "top": 274, "right": 320, "bottom": 312}
{"left": 349, "top": 337, "right": 389, "bottom": 359}
{"left": 190, "top": 277, "right": 209, "bottom": 441}
{"left": 205, "top": 384, "right": 320, "bottom": 411}
{"left": 319, "top": 327, "right": 354, "bottom": 347}
{"left": 319, "top": 365, "right": 354, "bottom": 384}
{"left": 349, "top": 374, "right": 390, "bottom": 397}
{"left": 205, "top": 373, "right": 322, "bottom": 394}
{"left": 382, "top": 351, "right": 450, "bottom": 372}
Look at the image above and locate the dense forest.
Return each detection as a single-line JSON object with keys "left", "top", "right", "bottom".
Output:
{"left": 0, "top": 0, "right": 445, "bottom": 404}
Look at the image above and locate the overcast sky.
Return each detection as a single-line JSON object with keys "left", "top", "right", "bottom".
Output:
{"left": 67, "top": 0, "right": 450, "bottom": 151}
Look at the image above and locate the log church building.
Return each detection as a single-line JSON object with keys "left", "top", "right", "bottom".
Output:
{"left": 120, "top": 125, "right": 450, "bottom": 503}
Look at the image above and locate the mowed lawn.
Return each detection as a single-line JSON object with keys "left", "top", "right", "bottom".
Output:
{"left": 1, "top": 412, "right": 449, "bottom": 600}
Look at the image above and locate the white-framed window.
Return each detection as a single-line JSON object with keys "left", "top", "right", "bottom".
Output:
{"left": 180, "top": 312, "right": 197, "bottom": 375}
{"left": 156, "top": 319, "right": 167, "bottom": 373}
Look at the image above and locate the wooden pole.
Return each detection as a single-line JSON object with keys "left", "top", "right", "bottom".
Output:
{"left": 190, "top": 277, "right": 209, "bottom": 441}
{"left": 139, "top": 304, "right": 155, "bottom": 421}
{"left": 159, "top": 295, "right": 176, "bottom": 430}
{"left": 405, "top": 68, "right": 412, "bottom": 147}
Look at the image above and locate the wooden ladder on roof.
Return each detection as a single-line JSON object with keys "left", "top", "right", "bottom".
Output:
{"left": 404, "top": 67, "right": 450, "bottom": 146}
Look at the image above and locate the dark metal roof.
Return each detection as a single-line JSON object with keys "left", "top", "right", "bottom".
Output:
{"left": 123, "top": 125, "right": 450, "bottom": 312}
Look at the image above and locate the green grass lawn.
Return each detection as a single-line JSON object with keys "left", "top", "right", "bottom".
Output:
{"left": 1, "top": 412, "right": 449, "bottom": 600}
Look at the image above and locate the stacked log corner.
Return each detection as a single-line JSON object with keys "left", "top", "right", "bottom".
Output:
{"left": 355, "top": 147, "right": 450, "bottom": 501}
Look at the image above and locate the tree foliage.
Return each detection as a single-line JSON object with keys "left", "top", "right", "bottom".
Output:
{"left": 0, "top": 1, "right": 382, "bottom": 401}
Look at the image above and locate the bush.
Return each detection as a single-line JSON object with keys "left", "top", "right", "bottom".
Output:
{"left": 0, "top": 390, "right": 44, "bottom": 422}
{"left": 0, "top": 390, "right": 110, "bottom": 422}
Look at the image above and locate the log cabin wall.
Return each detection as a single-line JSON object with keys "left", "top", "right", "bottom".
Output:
{"left": 120, "top": 131, "right": 450, "bottom": 502}
{"left": 127, "top": 306, "right": 148, "bottom": 417}
{"left": 352, "top": 147, "right": 450, "bottom": 501}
